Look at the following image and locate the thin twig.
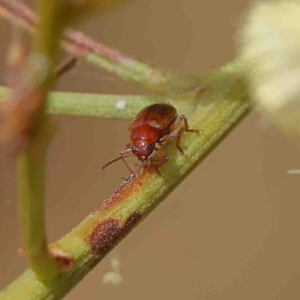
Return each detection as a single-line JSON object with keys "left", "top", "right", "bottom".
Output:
{"left": 53, "top": 56, "right": 77, "bottom": 80}
{"left": 8, "top": 0, "right": 95, "bottom": 283}
{"left": 0, "top": 0, "right": 202, "bottom": 94}
{"left": 0, "top": 87, "right": 198, "bottom": 119}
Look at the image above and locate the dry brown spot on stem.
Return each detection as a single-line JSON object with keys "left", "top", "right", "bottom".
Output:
{"left": 90, "top": 212, "right": 141, "bottom": 257}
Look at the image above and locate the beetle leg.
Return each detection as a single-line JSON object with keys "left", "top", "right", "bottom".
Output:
{"left": 150, "top": 148, "right": 169, "bottom": 176}
{"left": 154, "top": 166, "right": 162, "bottom": 177}
{"left": 175, "top": 135, "right": 186, "bottom": 157}
{"left": 159, "top": 114, "right": 199, "bottom": 144}
{"left": 159, "top": 115, "right": 200, "bottom": 156}
{"left": 120, "top": 148, "right": 135, "bottom": 174}
{"left": 158, "top": 131, "right": 187, "bottom": 157}
{"left": 122, "top": 157, "right": 135, "bottom": 174}
{"left": 169, "top": 114, "right": 200, "bottom": 133}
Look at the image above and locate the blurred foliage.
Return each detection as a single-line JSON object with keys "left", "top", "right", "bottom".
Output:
{"left": 239, "top": 0, "right": 300, "bottom": 135}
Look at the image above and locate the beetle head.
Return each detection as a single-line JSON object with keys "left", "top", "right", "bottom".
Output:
{"left": 132, "top": 139, "right": 154, "bottom": 161}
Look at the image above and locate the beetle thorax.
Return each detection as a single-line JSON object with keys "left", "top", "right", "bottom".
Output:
{"left": 130, "top": 125, "right": 159, "bottom": 161}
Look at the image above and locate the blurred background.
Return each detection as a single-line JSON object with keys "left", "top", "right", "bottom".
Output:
{"left": 0, "top": 1, "right": 299, "bottom": 299}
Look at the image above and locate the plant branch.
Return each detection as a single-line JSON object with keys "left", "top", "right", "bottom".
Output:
{"left": 0, "top": 87, "right": 198, "bottom": 119}
{"left": 0, "top": 60, "right": 250, "bottom": 300}
{"left": 0, "top": 0, "right": 202, "bottom": 94}
{"left": 8, "top": 0, "right": 108, "bottom": 283}
{"left": 14, "top": 0, "right": 69, "bottom": 280}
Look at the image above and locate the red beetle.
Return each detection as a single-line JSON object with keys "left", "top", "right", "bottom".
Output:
{"left": 103, "top": 103, "right": 199, "bottom": 175}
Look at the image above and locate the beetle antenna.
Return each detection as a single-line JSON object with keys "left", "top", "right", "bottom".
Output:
{"left": 102, "top": 155, "right": 133, "bottom": 170}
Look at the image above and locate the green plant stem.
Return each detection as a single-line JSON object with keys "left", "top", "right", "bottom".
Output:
{"left": 14, "top": 0, "right": 87, "bottom": 282}
{"left": 85, "top": 53, "right": 201, "bottom": 94}
{"left": 0, "top": 87, "right": 198, "bottom": 119}
{"left": 17, "top": 123, "right": 59, "bottom": 281}
{"left": 0, "top": 61, "right": 251, "bottom": 300}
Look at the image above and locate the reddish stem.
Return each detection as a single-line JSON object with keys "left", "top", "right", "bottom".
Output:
{"left": 0, "top": 0, "right": 130, "bottom": 62}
